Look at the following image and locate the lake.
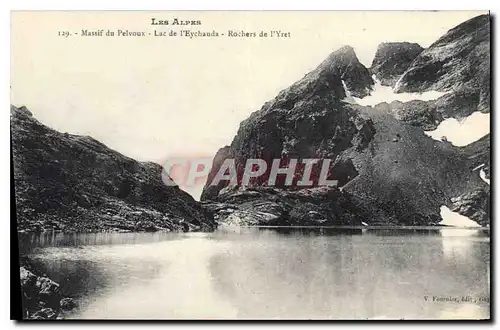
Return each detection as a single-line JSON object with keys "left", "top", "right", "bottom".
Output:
{"left": 18, "top": 227, "right": 490, "bottom": 320}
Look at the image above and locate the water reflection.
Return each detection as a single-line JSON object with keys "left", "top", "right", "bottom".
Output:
{"left": 18, "top": 228, "right": 490, "bottom": 320}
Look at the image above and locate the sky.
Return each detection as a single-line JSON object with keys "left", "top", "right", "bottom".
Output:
{"left": 11, "top": 11, "right": 486, "bottom": 199}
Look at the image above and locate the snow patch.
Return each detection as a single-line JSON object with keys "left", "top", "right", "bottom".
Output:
{"left": 438, "top": 206, "right": 481, "bottom": 228}
{"left": 424, "top": 112, "right": 490, "bottom": 146}
{"left": 341, "top": 80, "right": 357, "bottom": 104}
{"left": 352, "top": 75, "right": 447, "bottom": 106}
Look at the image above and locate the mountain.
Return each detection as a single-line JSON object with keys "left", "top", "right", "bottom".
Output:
{"left": 394, "top": 14, "right": 490, "bottom": 117}
{"left": 319, "top": 45, "right": 375, "bottom": 98}
{"left": 370, "top": 42, "right": 424, "bottom": 87}
{"left": 11, "top": 105, "right": 216, "bottom": 233}
{"left": 201, "top": 14, "right": 490, "bottom": 227}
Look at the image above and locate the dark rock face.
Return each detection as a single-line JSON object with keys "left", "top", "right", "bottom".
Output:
{"left": 394, "top": 14, "right": 490, "bottom": 117}
{"left": 20, "top": 266, "right": 76, "bottom": 319}
{"left": 11, "top": 105, "right": 216, "bottom": 233}
{"left": 370, "top": 42, "right": 424, "bottom": 86}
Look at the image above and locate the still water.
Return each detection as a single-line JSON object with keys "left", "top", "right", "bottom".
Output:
{"left": 19, "top": 227, "right": 490, "bottom": 320}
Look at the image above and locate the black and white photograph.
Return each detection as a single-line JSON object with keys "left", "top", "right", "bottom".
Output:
{"left": 10, "top": 10, "right": 491, "bottom": 320}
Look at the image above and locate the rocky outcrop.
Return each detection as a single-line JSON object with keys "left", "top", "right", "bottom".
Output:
{"left": 20, "top": 266, "right": 77, "bottom": 319}
{"left": 370, "top": 42, "right": 424, "bottom": 87}
{"left": 394, "top": 14, "right": 490, "bottom": 117}
{"left": 201, "top": 16, "right": 490, "bottom": 227}
{"left": 11, "top": 105, "right": 216, "bottom": 233}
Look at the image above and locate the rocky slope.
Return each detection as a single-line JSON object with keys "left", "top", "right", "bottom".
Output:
{"left": 370, "top": 42, "right": 424, "bottom": 87}
{"left": 394, "top": 14, "right": 490, "bottom": 117}
{"left": 201, "top": 14, "right": 490, "bottom": 227}
{"left": 11, "top": 105, "right": 216, "bottom": 233}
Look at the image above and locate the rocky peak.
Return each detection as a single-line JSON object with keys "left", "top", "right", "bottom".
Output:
{"left": 370, "top": 42, "right": 424, "bottom": 86}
